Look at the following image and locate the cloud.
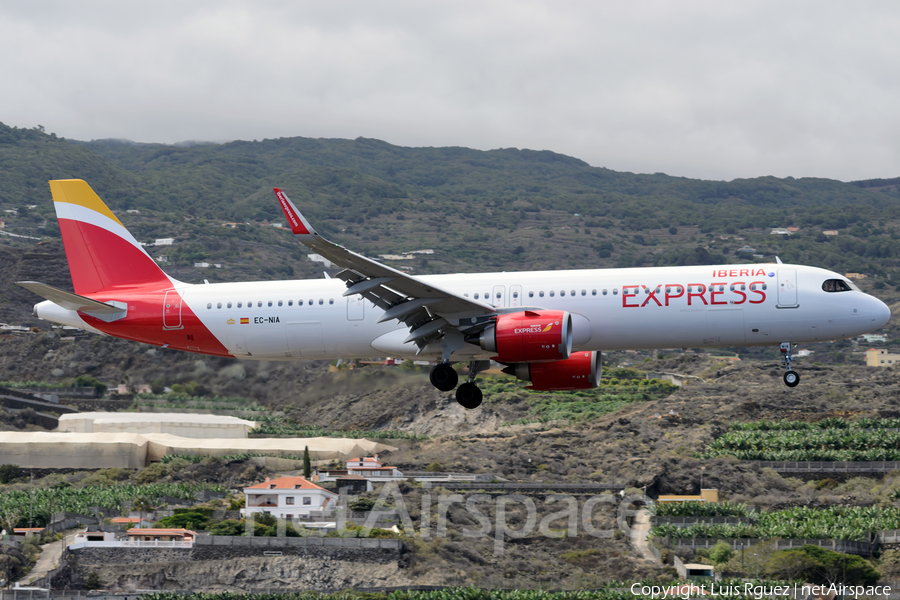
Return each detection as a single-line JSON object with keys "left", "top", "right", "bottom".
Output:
{"left": 1, "top": 0, "right": 899, "bottom": 180}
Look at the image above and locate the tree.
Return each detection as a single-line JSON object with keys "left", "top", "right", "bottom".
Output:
{"left": 0, "top": 464, "right": 22, "bottom": 484}
{"left": 708, "top": 540, "right": 734, "bottom": 565}
{"left": 776, "top": 545, "right": 881, "bottom": 587}
{"left": 302, "top": 446, "right": 311, "bottom": 479}
{"left": 155, "top": 512, "right": 210, "bottom": 530}
{"left": 208, "top": 519, "right": 244, "bottom": 536}
{"left": 0, "top": 507, "right": 21, "bottom": 535}
{"left": 349, "top": 497, "right": 376, "bottom": 512}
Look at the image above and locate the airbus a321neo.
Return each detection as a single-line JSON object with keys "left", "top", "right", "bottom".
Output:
{"left": 20, "top": 180, "right": 892, "bottom": 409}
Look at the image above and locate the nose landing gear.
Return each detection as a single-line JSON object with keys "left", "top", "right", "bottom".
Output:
{"left": 780, "top": 342, "right": 801, "bottom": 388}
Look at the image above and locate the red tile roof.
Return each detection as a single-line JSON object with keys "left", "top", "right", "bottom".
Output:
{"left": 126, "top": 528, "right": 196, "bottom": 535}
{"left": 244, "top": 476, "right": 330, "bottom": 491}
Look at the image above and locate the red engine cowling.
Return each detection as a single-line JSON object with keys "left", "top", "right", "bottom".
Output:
{"left": 479, "top": 310, "right": 572, "bottom": 363}
{"left": 502, "top": 351, "right": 601, "bottom": 391}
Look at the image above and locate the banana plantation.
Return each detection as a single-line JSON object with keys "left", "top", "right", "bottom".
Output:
{"left": 0, "top": 482, "right": 223, "bottom": 527}
{"left": 696, "top": 426, "right": 900, "bottom": 461}
{"left": 650, "top": 505, "right": 900, "bottom": 541}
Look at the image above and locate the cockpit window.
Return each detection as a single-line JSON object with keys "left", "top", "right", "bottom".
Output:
{"left": 822, "top": 279, "right": 854, "bottom": 292}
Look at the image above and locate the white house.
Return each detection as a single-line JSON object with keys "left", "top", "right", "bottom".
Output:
{"left": 155, "top": 238, "right": 174, "bottom": 246}
{"left": 241, "top": 476, "right": 338, "bottom": 519}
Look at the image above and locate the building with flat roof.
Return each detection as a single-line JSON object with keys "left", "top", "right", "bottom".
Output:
{"left": 657, "top": 489, "right": 719, "bottom": 503}
{"left": 867, "top": 348, "right": 900, "bottom": 367}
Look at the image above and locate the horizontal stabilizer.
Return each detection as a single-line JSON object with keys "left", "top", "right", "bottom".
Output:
{"left": 17, "top": 281, "right": 125, "bottom": 314}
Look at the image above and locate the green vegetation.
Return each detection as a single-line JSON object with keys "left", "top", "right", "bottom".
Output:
{"left": 0, "top": 464, "right": 23, "bottom": 484}
{"left": 159, "top": 453, "right": 306, "bottom": 464}
{"left": 482, "top": 375, "right": 678, "bottom": 426}
{"left": 249, "top": 415, "right": 429, "bottom": 439}
{"left": 0, "top": 482, "right": 223, "bottom": 527}
{"left": 729, "top": 417, "right": 900, "bottom": 431}
{"left": 652, "top": 501, "right": 750, "bottom": 518}
{"left": 768, "top": 545, "right": 880, "bottom": 586}
{"left": 156, "top": 511, "right": 211, "bottom": 530}
{"left": 139, "top": 591, "right": 650, "bottom": 600}
{"left": 696, "top": 428, "right": 900, "bottom": 461}
{"left": 651, "top": 505, "right": 900, "bottom": 541}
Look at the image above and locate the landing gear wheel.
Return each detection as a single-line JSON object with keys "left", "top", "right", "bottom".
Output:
{"left": 430, "top": 363, "right": 458, "bottom": 392}
{"left": 456, "top": 382, "right": 483, "bottom": 409}
{"left": 783, "top": 370, "right": 800, "bottom": 387}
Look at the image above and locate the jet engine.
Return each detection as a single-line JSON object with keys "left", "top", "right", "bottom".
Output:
{"left": 502, "top": 351, "right": 601, "bottom": 391}
{"left": 479, "top": 310, "right": 572, "bottom": 363}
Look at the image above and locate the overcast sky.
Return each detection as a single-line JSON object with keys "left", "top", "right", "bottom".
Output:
{"left": 1, "top": 1, "right": 898, "bottom": 181}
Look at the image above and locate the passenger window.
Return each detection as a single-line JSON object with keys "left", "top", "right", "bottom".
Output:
{"left": 238, "top": 302, "right": 243, "bottom": 308}
{"left": 319, "top": 299, "right": 324, "bottom": 305}
{"left": 513, "top": 292, "right": 519, "bottom": 298}
{"left": 613, "top": 289, "right": 618, "bottom": 295}
{"left": 762, "top": 284, "right": 767, "bottom": 290}
{"left": 288, "top": 300, "right": 293, "bottom": 306}
{"left": 529, "top": 291, "right": 534, "bottom": 298}
{"left": 207, "top": 303, "right": 212, "bottom": 309}
{"left": 571, "top": 290, "right": 576, "bottom": 296}
{"left": 257, "top": 301, "right": 262, "bottom": 307}
{"left": 602, "top": 289, "right": 607, "bottom": 295}
{"left": 329, "top": 299, "right": 334, "bottom": 304}
{"left": 822, "top": 279, "right": 852, "bottom": 292}
{"left": 539, "top": 291, "right": 544, "bottom": 297}
{"left": 560, "top": 290, "right": 566, "bottom": 297}
{"left": 278, "top": 300, "right": 283, "bottom": 307}
{"left": 549, "top": 291, "right": 555, "bottom": 297}
{"left": 496, "top": 292, "right": 501, "bottom": 299}
{"left": 474, "top": 293, "right": 479, "bottom": 299}
{"left": 216, "top": 302, "right": 222, "bottom": 309}
{"left": 308, "top": 299, "right": 313, "bottom": 305}
{"left": 580, "top": 290, "right": 585, "bottom": 296}
{"left": 268, "top": 301, "right": 273, "bottom": 307}
{"left": 464, "top": 293, "right": 469, "bottom": 297}
{"left": 592, "top": 289, "right": 597, "bottom": 296}
{"left": 227, "top": 302, "right": 232, "bottom": 308}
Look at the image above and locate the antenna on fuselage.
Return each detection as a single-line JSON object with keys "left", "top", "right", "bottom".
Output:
{"left": 775, "top": 256, "right": 783, "bottom": 265}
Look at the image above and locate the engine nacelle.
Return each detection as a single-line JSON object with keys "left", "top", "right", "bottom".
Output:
{"left": 502, "top": 351, "right": 601, "bottom": 391}
{"left": 479, "top": 310, "right": 572, "bottom": 363}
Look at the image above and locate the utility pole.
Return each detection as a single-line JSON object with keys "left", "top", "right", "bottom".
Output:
{"left": 28, "top": 469, "right": 33, "bottom": 529}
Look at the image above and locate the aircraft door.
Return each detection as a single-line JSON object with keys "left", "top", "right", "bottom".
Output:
{"left": 492, "top": 285, "right": 506, "bottom": 308}
{"left": 777, "top": 269, "right": 799, "bottom": 308}
{"left": 163, "top": 290, "right": 183, "bottom": 330}
{"left": 347, "top": 295, "right": 365, "bottom": 321}
{"left": 509, "top": 285, "right": 522, "bottom": 307}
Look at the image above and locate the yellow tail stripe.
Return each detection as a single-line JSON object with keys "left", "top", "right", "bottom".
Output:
{"left": 49, "top": 179, "right": 124, "bottom": 227}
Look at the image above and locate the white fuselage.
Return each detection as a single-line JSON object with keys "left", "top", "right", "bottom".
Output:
{"left": 132, "top": 262, "right": 888, "bottom": 361}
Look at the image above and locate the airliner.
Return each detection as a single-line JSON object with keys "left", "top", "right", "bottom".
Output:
{"left": 19, "top": 180, "right": 891, "bottom": 409}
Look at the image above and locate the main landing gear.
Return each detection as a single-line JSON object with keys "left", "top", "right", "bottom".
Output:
{"left": 780, "top": 342, "right": 801, "bottom": 388}
{"left": 429, "top": 361, "right": 488, "bottom": 410}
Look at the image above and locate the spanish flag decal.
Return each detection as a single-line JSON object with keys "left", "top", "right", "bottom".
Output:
{"left": 240, "top": 318, "right": 249, "bottom": 324}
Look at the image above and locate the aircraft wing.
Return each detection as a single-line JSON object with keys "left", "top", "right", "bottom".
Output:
{"left": 274, "top": 188, "right": 496, "bottom": 348}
